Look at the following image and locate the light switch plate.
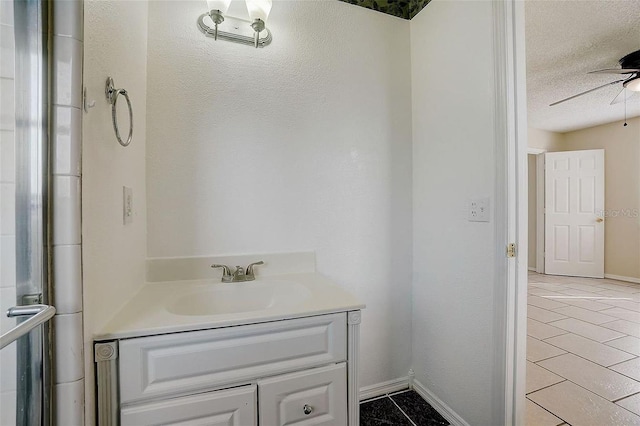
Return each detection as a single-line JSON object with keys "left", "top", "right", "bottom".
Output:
{"left": 123, "top": 186, "right": 133, "bottom": 225}
{"left": 468, "top": 197, "right": 490, "bottom": 222}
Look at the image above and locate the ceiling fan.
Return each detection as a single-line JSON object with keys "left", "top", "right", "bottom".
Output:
{"left": 550, "top": 49, "right": 640, "bottom": 106}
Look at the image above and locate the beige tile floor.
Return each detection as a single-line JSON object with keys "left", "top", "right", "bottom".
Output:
{"left": 526, "top": 272, "right": 640, "bottom": 426}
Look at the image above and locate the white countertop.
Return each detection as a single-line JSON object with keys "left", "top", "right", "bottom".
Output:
{"left": 95, "top": 273, "right": 365, "bottom": 341}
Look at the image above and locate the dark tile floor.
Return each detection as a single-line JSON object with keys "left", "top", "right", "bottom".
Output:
{"left": 360, "top": 390, "right": 450, "bottom": 426}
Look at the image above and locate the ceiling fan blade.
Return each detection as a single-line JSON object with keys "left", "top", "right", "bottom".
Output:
{"left": 550, "top": 79, "right": 625, "bottom": 106}
{"left": 610, "top": 88, "right": 626, "bottom": 105}
{"left": 589, "top": 68, "right": 640, "bottom": 75}
{"left": 609, "top": 87, "right": 640, "bottom": 105}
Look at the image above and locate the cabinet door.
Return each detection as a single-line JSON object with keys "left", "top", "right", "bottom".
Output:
{"left": 258, "top": 364, "right": 347, "bottom": 426}
{"left": 120, "top": 385, "right": 256, "bottom": 426}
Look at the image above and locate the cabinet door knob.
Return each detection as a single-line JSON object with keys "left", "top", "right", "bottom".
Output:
{"left": 303, "top": 404, "right": 314, "bottom": 415}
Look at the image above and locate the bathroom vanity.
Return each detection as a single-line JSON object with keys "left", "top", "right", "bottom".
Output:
{"left": 93, "top": 262, "right": 364, "bottom": 426}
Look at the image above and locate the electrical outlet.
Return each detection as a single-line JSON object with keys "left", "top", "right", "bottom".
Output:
{"left": 123, "top": 186, "right": 133, "bottom": 225}
{"left": 468, "top": 197, "right": 490, "bottom": 222}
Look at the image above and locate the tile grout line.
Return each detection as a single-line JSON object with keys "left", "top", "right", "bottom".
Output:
{"left": 388, "top": 396, "right": 418, "bottom": 426}
{"left": 526, "top": 379, "right": 568, "bottom": 396}
{"left": 526, "top": 396, "right": 569, "bottom": 425}
{"left": 538, "top": 325, "right": 628, "bottom": 345}
{"left": 530, "top": 364, "right": 640, "bottom": 407}
{"left": 532, "top": 351, "right": 640, "bottom": 399}
{"left": 532, "top": 342, "right": 633, "bottom": 370}
{"left": 359, "top": 394, "right": 390, "bottom": 404}
{"left": 612, "top": 389, "right": 640, "bottom": 403}
{"left": 608, "top": 355, "right": 640, "bottom": 368}
{"left": 532, "top": 332, "right": 636, "bottom": 367}
{"left": 360, "top": 388, "right": 411, "bottom": 405}
{"left": 388, "top": 389, "right": 412, "bottom": 397}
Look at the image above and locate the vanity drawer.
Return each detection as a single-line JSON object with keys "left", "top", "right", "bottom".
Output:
{"left": 121, "top": 384, "right": 256, "bottom": 426}
{"left": 258, "top": 363, "right": 347, "bottom": 426}
{"left": 119, "top": 313, "right": 347, "bottom": 404}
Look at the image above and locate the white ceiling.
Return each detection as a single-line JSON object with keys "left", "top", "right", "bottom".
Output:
{"left": 525, "top": 0, "right": 640, "bottom": 133}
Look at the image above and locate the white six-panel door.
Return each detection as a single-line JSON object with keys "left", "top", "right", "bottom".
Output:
{"left": 545, "top": 149, "right": 605, "bottom": 278}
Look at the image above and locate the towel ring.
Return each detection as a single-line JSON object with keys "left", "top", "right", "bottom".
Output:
{"left": 105, "top": 77, "right": 133, "bottom": 147}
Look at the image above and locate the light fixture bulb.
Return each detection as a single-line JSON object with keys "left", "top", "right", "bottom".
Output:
{"left": 624, "top": 76, "right": 640, "bottom": 92}
{"left": 245, "top": 0, "right": 272, "bottom": 24}
{"left": 207, "top": 0, "right": 232, "bottom": 15}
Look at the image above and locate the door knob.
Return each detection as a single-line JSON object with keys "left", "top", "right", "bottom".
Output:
{"left": 596, "top": 217, "right": 604, "bottom": 223}
{"left": 303, "top": 404, "right": 314, "bottom": 415}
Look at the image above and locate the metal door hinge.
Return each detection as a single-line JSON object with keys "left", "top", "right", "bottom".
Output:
{"left": 507, "top": 243, "right": 517, "bottom": 258}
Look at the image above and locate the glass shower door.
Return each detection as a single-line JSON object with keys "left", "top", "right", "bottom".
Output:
{"left": 0, "top": 0, "right": 54, "bottom": 425}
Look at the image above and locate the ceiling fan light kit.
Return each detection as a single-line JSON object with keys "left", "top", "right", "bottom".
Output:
{"left": 624, "top": 76, "right": 640, "bottom": 92}
{"left": 550, "top": 49, "right": 640, "bottom": 122}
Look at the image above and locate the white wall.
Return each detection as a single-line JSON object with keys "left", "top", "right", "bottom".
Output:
{"left": 145, "top": 1, "right": 413, "bottom": 388}
{"left": 82, "top": 1, "right": 148, "bottom": 423}
{"left": 410, "top": 1, "right": 501, "bottom": 424}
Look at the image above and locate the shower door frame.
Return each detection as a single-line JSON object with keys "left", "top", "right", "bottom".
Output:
{"left": 13, "top": 0, "right": 53, "bottom": 424}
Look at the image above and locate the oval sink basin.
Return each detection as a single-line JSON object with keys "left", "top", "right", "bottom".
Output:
{"left": 166, "top": 280, "right": 312, "bottom": 316}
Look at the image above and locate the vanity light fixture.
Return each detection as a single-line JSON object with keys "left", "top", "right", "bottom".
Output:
{"left": 198, "top": 0, "right": 273, "bottom": 48}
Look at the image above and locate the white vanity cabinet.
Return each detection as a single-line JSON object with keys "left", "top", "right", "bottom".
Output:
{"left": 94, "top": 310, "right": 362, "bottom": 426}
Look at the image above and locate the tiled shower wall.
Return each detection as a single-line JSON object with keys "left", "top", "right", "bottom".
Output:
{"left": 51, "top": 0, "right": 85, "bottom": 423}
{"left": 0, "top": 1, "right": 17, "bottom": 424}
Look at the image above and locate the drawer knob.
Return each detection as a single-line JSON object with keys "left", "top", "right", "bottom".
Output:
{"left": 303, "top": 404, "right": 314, "bottom": 415}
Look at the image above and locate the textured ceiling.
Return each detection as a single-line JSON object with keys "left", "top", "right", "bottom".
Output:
{"left": 526, "top": 1, "right": 640, "bottom": 133}
{"left": 339, "top": 0, "right": 431, "bottom": 20}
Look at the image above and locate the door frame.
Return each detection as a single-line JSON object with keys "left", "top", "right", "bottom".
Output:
{"left": 528, "top": 148, "right": 546, "bottom": 274}
{"left": 493, "top": 0, "right": 528, "bottom": 424}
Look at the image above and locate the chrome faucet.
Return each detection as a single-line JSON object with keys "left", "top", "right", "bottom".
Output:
{"left": 211, "top": 261, "right": 264, "bottom": 282}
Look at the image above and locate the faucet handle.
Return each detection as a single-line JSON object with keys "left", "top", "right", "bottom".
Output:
{"left": 211, "top": 264, "right": 232, "bottom": 281}
{"left": 246, "top": 261, "right": 264, "bottom": 278}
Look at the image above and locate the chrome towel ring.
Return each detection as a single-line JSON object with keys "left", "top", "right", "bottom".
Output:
{"left": 105, "top": 77, "right": 133, "bottom": 147}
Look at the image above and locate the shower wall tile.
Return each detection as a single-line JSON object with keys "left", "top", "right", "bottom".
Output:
{"left": 0, "top": 286, "right": 16, "bottom": 334}
{"left": 1, "top": 130, "right": 15, "bottom": 182}
{"left": 52, "top": 175, "right": 81, "bottom": 245}
{"left": 0, "top": 391, "right": 16, "bottom": 425}
{"left": 0, "top": 183, "right": 15, "bottom": 235}
{"left": 0, "top": 341, "right": 16, "bottom": 391}
{"left": 0, "top": 0, "right": 13, "bottom": 26}
{"left": 0, "top": 235, "right": 15, "bottom": 287}
{"left": 52, "top": 0, "right": 84, "bottom": 422}
{"left": 0, "top": 78, "right": 14, "bottom": 130}
{"left": 0, "top": 5, "right": 15, "bottom": 422}
{"left": 53, "top": 0, "right": 83, "bottom": 41}
{"left": 53, "top": 245, "right": 83, "bottom": 314}
{"left": 54, "top": 313, "right": 84, "bottom": 383}
{"left": 52, "top": 106, "right": 82, "bottom": 176}
{"left": 0, "top": 24, "right": 14, "bottom": 79}
{"left": 52, "top": 36, "right": 82, "bottom": 109}
{"left": 55, "top": 379, "right": 84, "bottom": 426}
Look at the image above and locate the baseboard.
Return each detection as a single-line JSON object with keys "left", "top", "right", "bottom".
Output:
{"left": 605, "top": 274, "right": 640, "bottom": 284}
{"left": 412, "top": 379, "right": 470, "bottom": 426}
{"left": 528, "top": 267, "right": 536, "bottom": 272}
{"left": 359, "top": 376, "right": 409, "bottom": 401}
